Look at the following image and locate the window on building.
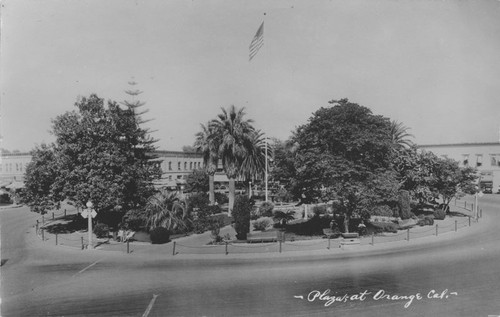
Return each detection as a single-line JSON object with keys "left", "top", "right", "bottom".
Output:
{"left": 198, "top": 162, "right": 201, "bottom": 168}
{"left": 476, "top": 155, "right": 483, "bottom": 167}
{"left": 178, "top": 162, "right": 181, "bottom": 170}
{"left": 462, "top": 154, "right": 469, "bottom": 166}
{"left": 190, "top": 162, "right": 193, "bottom": 170}
{"left": 169, "top": 161, "right": 172, "bottom": 171}
{"left": 491, "top": 155, "right": 497, "bottom": 167}
{"left": 184, "top": 162, "right": 187, "bottom": 170}
{"left": 0, "top": 164, "right": 2, "bottom": 172}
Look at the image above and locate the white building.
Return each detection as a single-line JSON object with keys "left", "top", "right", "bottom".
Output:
{"left": 419, "top": 142, "right": 500, "bottom": 193}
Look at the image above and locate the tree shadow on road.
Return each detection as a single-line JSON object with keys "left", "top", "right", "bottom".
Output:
{"left": 45, "top": 215, "right": 87, "bottom": 234}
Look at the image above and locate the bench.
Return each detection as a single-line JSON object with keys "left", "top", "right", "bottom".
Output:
{"left": 340, "top": 232, "right": 360, "bottom": 245}
{"left": 322, "top": 228, "right": 341, "bottom": 239}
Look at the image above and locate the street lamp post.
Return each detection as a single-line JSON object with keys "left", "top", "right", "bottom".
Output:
{"left": 86, "top": 201, "right": 93, "bottom": 249}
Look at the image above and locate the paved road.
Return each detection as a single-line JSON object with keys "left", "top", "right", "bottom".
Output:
{"left": 1, "top": 196, "right": 500, "bottom": 316}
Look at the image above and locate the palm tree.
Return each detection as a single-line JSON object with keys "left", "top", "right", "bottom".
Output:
{"left": 209, "top": 105, "right": 261, "bottom": 216}
{"left": 194, "top": 122, "right": 219, "bottom": 205}
{"left": 240, "top": 130, "right": 269, "bottom": 197}
{"left": 390, "top": 120, "right": 414, "bottom": 151}
{"left": 145, "top": 190, "right": 188, "bottom": 232}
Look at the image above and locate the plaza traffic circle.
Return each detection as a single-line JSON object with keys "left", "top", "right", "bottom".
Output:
{"left": 24, "top": 198, "right": 485, "bottom": 262}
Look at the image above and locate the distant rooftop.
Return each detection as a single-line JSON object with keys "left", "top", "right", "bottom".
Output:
{"left": 419, "top": 142, "right": 500, "bottom": 148}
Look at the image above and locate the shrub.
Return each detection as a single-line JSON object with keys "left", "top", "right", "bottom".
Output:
{"left": 233, "top": 195, "right": 252, "bottom": 240}
{"left": 275, "top": 188, "right": 293, "bottom": 203}
{"left": 273, "top": 210, "right": 295, "bottom": 226}
{"left": 186, "top": 192, "right": 210, "bottom": 214}
{"left": 369, "top": 221, "right": 398, "bottom": 233}
{"left": 253, "top": 217, "right": 273, "bottom": 231}
{"left": 433, "top": 208, "right": 446, "bottom": 220}
{"left": 250, "top": 207, "right": 260, "bottom": 221}
{"left": 285, "top": 215, "right": 333, "bottom": 236}
{"left": 398, "top": 190, "right": 412, "bottom": 220}
{"left": 150, "top": 227, "right": 170, "bottom": 244}
{"left": 93, "top": 223, "right": 109, "bottom": 238}
{"left": 312, "top": 205, "right": 327, "bottom": 216}
{"left": 424, "top": 216, "right": 434, "bottom": 225}
{"left": 371, "top": 205, "right": 394, "bottom": 217}
{"left": 120, "top": 209, "right": 148, "bottom": 231}
{"left": 259, "top": 202, "right": 274, "bottom": 217}
{"left": 214, "top": 192, "right": 229, "bottom": 205}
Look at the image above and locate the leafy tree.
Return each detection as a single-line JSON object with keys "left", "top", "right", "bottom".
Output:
{"left": 22, "top": 94, "right": 161, "bottom": 224}
{"left": 22, "top": 144, "right": 61, "bottom": 214}
{"left": 291, "top": 99, "right": 394, "bottom": 231}
{"left": 185, "top": 169, "right": 209, "bottom": 193}
{"left": 270, "top": 138, "right": 298, "bottom": 192}
{"left": 429, "top": 157, "right": 477, "bottom": 211}
{"left": 393, "top": 146, "right": 436, "bottom": 202}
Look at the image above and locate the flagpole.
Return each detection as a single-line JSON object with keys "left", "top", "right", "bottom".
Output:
{"left": 265, "top": 136, "right": 268, "bottom": 202}
{"left": 249, "top": 14, "right": 267, "bottom": 201}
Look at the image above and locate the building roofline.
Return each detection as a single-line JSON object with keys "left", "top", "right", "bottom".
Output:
{"left": 0, "top": 152, "right": 32, "bottom": 157}
{"left": 418, "top": 142, "right": 500, "bottom": 148}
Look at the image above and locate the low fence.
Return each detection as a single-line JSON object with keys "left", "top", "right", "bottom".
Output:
{"left": 35, "top": 198, "right": 482, "bottom": 256}
{"left": 170, "top": 214, "right": 475, "bottom": 256}
{"left": 35, "top": 206, "right": 92, "bottom": 250}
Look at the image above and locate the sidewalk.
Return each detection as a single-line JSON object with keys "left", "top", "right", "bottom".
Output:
{"left": 30, "top": 198, "right": 484, "bottom": 259}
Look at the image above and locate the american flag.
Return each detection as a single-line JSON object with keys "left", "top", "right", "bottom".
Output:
{"left": 249, "top": 22, "right": 264, "bottom": 61}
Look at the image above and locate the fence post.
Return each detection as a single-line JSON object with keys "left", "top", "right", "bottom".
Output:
{"left": 480, "top": 209, "right": 482, "bottom": 218}
{"left": 455, "top": 220, "right": 457, "bottom": 232}
{"left": 42, "top": 215, "right": 45, "bottom": 225}
{"left": 435, "top": 224, "right": 438, "bottom": 236}
{"left": 172, "top": 241, "right": 176, "bottom": 256}
{"left": 52, "top": 212, "right": 55, "bottom": 220}
{"left": 55, "top": 234, "right": 58, "bottom": 245}
{"left": 81, "top": 237, "right": 84, "bottom": 250}
{"left": 64, "top": 209, "right": 67, "bottom": 217}
{"left": 279, "top": 240, "right": 282, "bottom": 253}
{"left": 327, "top": 237, "right": 331, "bottom": 249}
{"left": 41, "top": 228, "right": 45, "bottom": 241}
{"left": 371, "top": 233, "right": 374, "bottom": 245}
{"left": 225, "top": 241, "right": 229, "bottom": 255}
{"left": 469, "top": 216, "right": 471, "bottom": 227}
{"left": 407, "top": 229, "right": 410, "bottom": 241}
{"left": 127, "top": 240, "right": 130, "bottom": 254}
{"left": 36, "top": 220, "right": 39, "bottom": 232}
{"left": 471, "top": 203, "right": 474, "bottom": 212}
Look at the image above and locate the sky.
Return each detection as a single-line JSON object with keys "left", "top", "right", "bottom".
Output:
{"left": 1, "top": 0, "right": 500, "bottom": 152}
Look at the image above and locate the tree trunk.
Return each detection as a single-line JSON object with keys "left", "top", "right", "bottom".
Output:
{"left": 209, "top": 174, "right": 215, "bottom": 205}
{"left": 228, "top": 178, "right": 235, "bottom": 217}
